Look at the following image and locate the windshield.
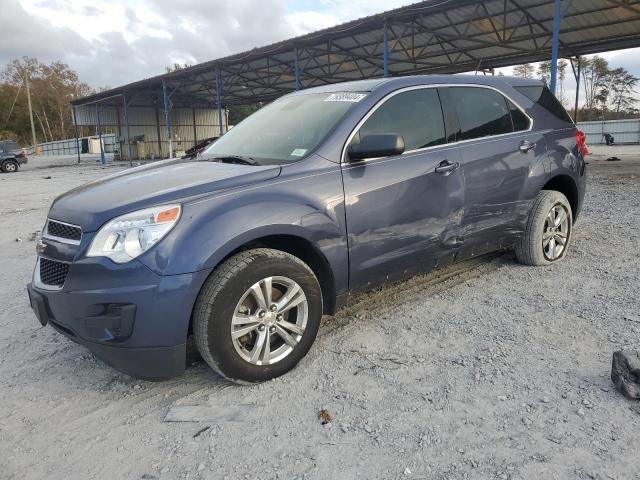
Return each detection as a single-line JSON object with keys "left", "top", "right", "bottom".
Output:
{"left": 201, "top": 92, "right": 367, "bottom": 164}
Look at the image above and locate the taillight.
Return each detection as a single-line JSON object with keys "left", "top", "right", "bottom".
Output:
{"left": 16, "top": 150, "right": 27, "bottom": 158}
{"left": 576, "top": 129, "right": 589, "bottom": 158}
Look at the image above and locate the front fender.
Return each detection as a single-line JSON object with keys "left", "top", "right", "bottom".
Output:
{"left": 137, "top": 160, "right": 349, "bottom": 294}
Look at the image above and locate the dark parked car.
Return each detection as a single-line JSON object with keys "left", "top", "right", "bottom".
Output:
{"left": 0, "top": 140, "right": 28, "bottom": 173}
{"left": 27, "top": 75, "right": 587, "bottom": 383}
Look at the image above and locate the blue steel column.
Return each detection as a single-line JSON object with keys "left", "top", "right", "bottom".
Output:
{"left": 95, "top": 103, "right": 105, "bottom": 165}
{"left": 72, "top": 106, "right": 81, "bottom": 164}
{"left": 215, "top": 69, "right": 224, "bottom": 136}
{"left": 573, "top": 57, "right": 581, "bottom": 123}
{"left": 383, "top": 17, "right": 389, "bottom": 78}
{"left": 162, "top": 79, "right": 173, "bottom": 158}
{"left": 294, "top": 48, "right": 301, "bottom": 90}
{"left": 550, "top": 0, "right": 562, "bottom": 95}
{"left": 122, "top": 93, "right": 133, "bottom": 166}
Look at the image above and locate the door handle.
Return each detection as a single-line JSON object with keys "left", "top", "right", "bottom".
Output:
{"left": 519, "top": 140, "right": 536, "bottom": 153}
{"left": 434, "top": 160, "right": 460, "bottom": 175}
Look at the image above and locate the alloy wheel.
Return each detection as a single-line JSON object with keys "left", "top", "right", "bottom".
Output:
{"left": 542, "top": 203, "right": 570, "bottom": 261}
{"left": 231, "top": 276, "right": 308, "bottom": 365}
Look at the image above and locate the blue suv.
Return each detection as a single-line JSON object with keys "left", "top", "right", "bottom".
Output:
{"left": 27, "top": 75, "right": 587, "bottom": 383}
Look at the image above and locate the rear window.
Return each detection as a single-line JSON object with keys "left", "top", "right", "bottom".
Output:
{"left": 514, "top": 86, "right": 573, "bottom": 123}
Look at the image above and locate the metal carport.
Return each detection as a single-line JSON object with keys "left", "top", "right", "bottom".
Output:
{"left": 71, "top": 0, "right": 640, "bottom": 163}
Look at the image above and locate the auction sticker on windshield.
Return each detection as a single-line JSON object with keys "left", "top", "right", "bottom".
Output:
{"left": 324, "top": 93, "right": 367, "bottom": 102}
{"left": 290, "top": 148, "right": 307, "bottom": 157}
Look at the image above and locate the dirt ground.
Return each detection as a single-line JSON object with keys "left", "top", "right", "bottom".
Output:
{"left": 1, "top": 151, "right": 639, "bottom": 480}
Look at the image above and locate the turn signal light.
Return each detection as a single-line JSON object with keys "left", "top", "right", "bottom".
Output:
{"left": 156, "top": 207, "right": 180, "bottom": 223}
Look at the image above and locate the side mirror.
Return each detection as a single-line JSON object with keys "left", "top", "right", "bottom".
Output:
{"left": 348, "top": 134, "right": 405, "bottom": 161}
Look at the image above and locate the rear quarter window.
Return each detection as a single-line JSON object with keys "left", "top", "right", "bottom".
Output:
{"left": 514, "top": 85, "right": 573, "bottom": 123}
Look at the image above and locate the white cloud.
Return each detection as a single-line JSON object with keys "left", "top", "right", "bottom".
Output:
{"left": 285, "top": 11, "right": 337, "bottom": 35}
{"left": 3, "top": 0, "right": 299, "bottom": 87}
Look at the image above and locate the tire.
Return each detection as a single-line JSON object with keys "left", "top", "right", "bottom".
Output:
{"left": 193, "top": 248, "right": 323, "bottom": 384}
{"left": 516, "top": 190, "right": 573, "bottom": 266}
{"left": 1, "top": 160, "right": 18, "bottom": 173}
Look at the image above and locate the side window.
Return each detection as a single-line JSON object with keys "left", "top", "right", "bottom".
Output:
{"left": 508, "top": 99, "right": 531, "bottom": 131}
{"left": 451, "top": 87, "right": 513, "bottom": 140}
{"left": 354, "top": 88, "right": 446, "bottom": 152}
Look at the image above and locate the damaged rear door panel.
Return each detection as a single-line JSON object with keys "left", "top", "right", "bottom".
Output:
{"left": 440, "top": 85, "right": 548, "bottom": 260}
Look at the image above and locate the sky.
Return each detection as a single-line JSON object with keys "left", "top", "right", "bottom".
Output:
{"left": 1, "top": 0, "right": 639, "bottom": 107}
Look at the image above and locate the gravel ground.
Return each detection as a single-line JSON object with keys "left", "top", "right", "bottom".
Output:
{"left": 1, "top": 154, "right": 639, "bottom": 480}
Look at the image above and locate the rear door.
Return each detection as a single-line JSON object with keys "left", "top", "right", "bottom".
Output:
{"left": 441, "top": 85, "right": 546, "bottom": 259}
{"left": 341, "top": 86, "right": 464, "bottom": 291}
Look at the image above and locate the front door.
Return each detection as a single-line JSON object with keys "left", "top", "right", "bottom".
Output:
{"left": 341, "top": 87, "right": 465, "bottom": 292}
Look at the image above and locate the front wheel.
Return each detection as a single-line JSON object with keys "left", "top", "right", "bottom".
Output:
{"left": 516, "top": 190, "right": 573, "bottom": 266}
{"left": 193, "top": 248, "right": 322, "bottom": 384}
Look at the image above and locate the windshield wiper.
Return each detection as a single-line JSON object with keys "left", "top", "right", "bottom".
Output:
{"left": 209, "top": 155, "right": 260, "bottom": 166}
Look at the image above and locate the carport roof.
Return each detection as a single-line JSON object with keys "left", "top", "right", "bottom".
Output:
{"left": 71, "top": 0, "right": 640, "bottom": 108}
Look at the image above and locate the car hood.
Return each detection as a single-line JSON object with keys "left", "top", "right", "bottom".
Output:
{"left": 48, "top": 159, "right": 282, "bottom": 232}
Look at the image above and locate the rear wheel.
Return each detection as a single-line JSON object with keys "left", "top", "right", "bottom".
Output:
{"left": 516, "top": 190, "right": 573, "bottom": 266}
{"left": 2, "top": 160, "right": 18, "bottom": 173}
{"left": 193, "top": 248, "right": 322, "bottom": 384}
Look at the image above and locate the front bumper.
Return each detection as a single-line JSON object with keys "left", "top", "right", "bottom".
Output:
{"left": 27, "top": 256, "right": 211, "bottom": 380}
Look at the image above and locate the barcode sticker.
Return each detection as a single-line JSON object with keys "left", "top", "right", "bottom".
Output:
{"left": 290, "top": 148, "right": 307, "bottom": 157}
{"left": 324, "top": 93, "right": 367, "bottom": 102}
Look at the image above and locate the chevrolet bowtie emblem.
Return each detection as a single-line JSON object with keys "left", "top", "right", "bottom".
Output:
{"left": 35, "top": 238, "right": 46, "bottom": 255}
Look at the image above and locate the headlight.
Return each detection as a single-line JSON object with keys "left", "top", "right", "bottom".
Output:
{"left": 87, "top": 204, "right": 181, "bottom": 263}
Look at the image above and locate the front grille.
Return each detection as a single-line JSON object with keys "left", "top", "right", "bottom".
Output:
{"left": 47, "top": 220, "right": 82, "bottom": 242}
{"left": 39, "top": 258, "right": 70, "bottom": 287}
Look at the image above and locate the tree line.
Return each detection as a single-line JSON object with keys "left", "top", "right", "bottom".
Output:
{"left": 512, "top": 56, "right": 639, "bottom": 121}
{"left": 0, "top": 57, "right": 93, "bottom": 146}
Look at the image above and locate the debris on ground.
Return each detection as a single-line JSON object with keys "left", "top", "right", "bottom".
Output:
{"left": 192, "top": 426, "right": 210, "bottom": 438}
{"left": 623, "top": 315, "right": 640, "bottom": 324}
{"left": 318, "top": 409, "right": 332, "bottom": 425}
{"left": 611, "top": 351, "right": 640, "bottom": 400}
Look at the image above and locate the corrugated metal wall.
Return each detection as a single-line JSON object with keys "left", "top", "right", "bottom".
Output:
{"left": 577, "top": 119, "right": 640, "bottom": 145}
{"left": 38, "top": 134, "right": 117, "bottom": 155}
{"left": 73, "top": 105, "right": 226, "bottom": 159}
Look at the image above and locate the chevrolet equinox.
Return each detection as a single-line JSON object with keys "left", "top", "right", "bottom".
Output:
{"left": 27, "top": 75, "right": 587, "bottom": 383}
